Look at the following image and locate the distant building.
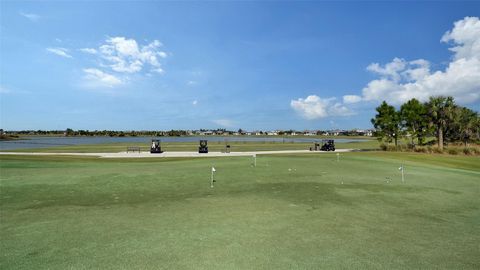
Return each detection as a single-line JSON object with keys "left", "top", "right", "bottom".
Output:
{"left": 200, "top": 131, "right": 213, "bottom": 136}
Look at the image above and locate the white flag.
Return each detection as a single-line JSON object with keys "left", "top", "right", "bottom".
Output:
{"left": 398, "top": 166, "right": 403, "bottom": 171}
{"left": 212, "top": 167, "right": 216, "bottom": 172}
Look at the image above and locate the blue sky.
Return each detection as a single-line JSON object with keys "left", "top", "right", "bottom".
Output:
{"left": 1, "top": 1, "right": 479, "bottom": 131}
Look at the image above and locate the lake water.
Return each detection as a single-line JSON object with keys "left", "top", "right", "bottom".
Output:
{"left": 0, "top": 136, "right": 370, "bottom": 150}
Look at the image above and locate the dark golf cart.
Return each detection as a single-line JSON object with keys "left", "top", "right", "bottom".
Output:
{"left": 150, "top": 139, "right": 163, "bottom": 153}
{"left": 320, "top": 139, "right": 335, "bottom": 151}
{"left": 199, "top": 140, "right": 208, "bottom": 153}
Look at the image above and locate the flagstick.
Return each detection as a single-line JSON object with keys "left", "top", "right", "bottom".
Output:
{"left": 211, "top": 169, "right": 214, "bottom": 188}
{"left": 253, "top": 154, "right": 256, "bottom": 167}
{"left": 336, "top": 153, "right": 340, "bottom": 162}
{"left": 401, "top": 164, "right": 405, "bottom": 183}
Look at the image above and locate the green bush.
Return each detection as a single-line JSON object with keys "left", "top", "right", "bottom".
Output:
{"left": 414, "top": 147, "right": 427, "bottom": 153}
{"left": 432, "top": 147, "right": 443, "bottom": 154}
{"left": 447, "top": 148, "right": 459, "bottom": 155}
{"left": 380, "top": 143, "right": 387, "bottom": 151}
{"left": 463, "top": 148, "right": 472, "bottom": 155}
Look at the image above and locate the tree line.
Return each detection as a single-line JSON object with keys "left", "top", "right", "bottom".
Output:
{"left": 371, "top": 96, "right": 479, "bottom": 150}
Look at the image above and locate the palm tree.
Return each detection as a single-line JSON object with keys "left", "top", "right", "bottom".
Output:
{"left": 426, "top": 96, "right": 456, "bottom": 150}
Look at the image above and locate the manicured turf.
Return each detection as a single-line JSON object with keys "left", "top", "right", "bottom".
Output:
{"left": 0, "top": 152, "right": 479, "bottom": 269}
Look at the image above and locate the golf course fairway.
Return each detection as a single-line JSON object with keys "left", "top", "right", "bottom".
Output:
{"left": 1, "top": 152, "right": 479, "bottom": 269}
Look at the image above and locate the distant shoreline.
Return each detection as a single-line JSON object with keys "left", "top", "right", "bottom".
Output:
{"left": 9, "top": 134, "right": 376, "bottom": 140}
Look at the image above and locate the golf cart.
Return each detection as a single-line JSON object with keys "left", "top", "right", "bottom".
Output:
{"left": 150, "top": 139, "right": 163, "bottom": 153}
{"left": 320, "top": 139, "right": 335, "bottom": 151}
{"left": 199, "top": 140, "right": 208, "bottom": 153}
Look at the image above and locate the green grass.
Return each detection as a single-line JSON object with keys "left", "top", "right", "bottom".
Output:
{"left": 1, "top": 152, "right": 479, "bottom": 269}
{"left": 4, "top": 140, "right": 380, "bottom": 153}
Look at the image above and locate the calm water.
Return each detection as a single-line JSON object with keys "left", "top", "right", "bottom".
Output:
{"left": 0, "top": 136, "right": 369, "bottom": 150}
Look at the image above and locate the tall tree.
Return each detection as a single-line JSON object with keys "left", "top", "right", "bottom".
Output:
{"left": 454, "top": 107, "right": 479, "bottom": 146}
{"left": 426, "top": 96, "right": 456, "bottom": 150}
{"left": 371, "top": 101, "right": 401, "bottom": 147}
{"left": 400, "top": 98, "right": 429, "bottom": 145}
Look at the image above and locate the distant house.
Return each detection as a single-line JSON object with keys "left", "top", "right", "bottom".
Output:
{"left": 267, "top": 131, "right": 278, "bottom": 136}
{"left": 331, "top": 129, "right": 342, "bottom": 136}
{"left": 304, "top": 131, "right": 316, "bottom": 136}
{"left": 200, "top": 131, "right": 213, "bottom": 136}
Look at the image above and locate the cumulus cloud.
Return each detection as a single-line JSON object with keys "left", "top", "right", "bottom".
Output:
{"left": 354, "top": 16, "right": 480, "bottom": 105}
{"left": 46, "top": 47, "right": 72, "bottom": 58}
{"left": 441, "top": 16, "right": 480, "bottom": 60}
{"left": 343, "top": 95, "right": 362, "bottom": 104}
{"left": 75, "top": 37, "right": 168, "bottom": 89}
{"left": 291, "top": 95, "right": 354, "bottom": 119}
{"left": 79, "top": 48, "right": 97, "bottom": 54}
{"left": 83, "top": 68, "right": 123, "bottom": 88}
{"left": 212, "top": 119, "right": 234, "bottom": 127}
{"left": 98, "top": 37, "right": 166, "bottom": 74}
{"left": 192, "top": 100, "right": 198, "bottom": 105}
{"left": 19, "top": 11, "right": 40, "bottom": 22}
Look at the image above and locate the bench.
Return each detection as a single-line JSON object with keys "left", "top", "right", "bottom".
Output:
{"left": 127, "top": 146, "right": 141, "bottom": 153}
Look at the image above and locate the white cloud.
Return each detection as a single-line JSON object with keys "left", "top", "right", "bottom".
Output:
{"left": 192, "top": 100, "right": 198, "bottom": 105}
{"left": 212, "top": 119, "right": 234, "bottom": 127}
{"left": 46, "top": 47, "right": 72, "bottom": 58}
{"left": 19, "top": 11, "right": 40, "bottom": 22}
{"left": 367, "top": 57, "right": 407, "bottom": 82}
{"left": 343, "top": 95, "right": 362, "bottom": 104}
{"left": 75, "top": 37, "right": 168, "bottom": 89}
{"left": 97, "top": 37, "right": 167, "bottom": 74}
{"left": 353, "top": 16, "right": 480, "bottom": 105}
{"left": 441, "top": 16, "right": 480, "bottom": 60}
{"left": 290, "top": 95, "right": 354, "bottom": 120}
{"left": 83, "top": 68, "right": 123, "bottom": 88}
{"left": 79, "top": 48, "right": 97, "bottom": 54}
{"left": 0, "top": 85, "right": 11, "bottom": 94}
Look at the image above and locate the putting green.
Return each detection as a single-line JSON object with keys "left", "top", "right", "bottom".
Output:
{"left": 0, "top": 152, "right": 479, "bottom": 269}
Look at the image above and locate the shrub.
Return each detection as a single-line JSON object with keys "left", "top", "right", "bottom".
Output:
{"left": 463, "top": 148, "right": 472, "bottom": 155}
{"left": 447, "top": 148, "right": 459, "bottom": 155}
{"left": 380, "top": 143, "right": 387, "bottom": 151}
{"left": 397, "top": 144, "right": 408, "bottom": 152}
{"left": 432, "top": 147, "right": 443, "bottom": 154}
{"left": 414, "top": 147, "right": 427, "bottom": 153}
{"left": 387, "top": 145, "right": 398, "bottom": 151}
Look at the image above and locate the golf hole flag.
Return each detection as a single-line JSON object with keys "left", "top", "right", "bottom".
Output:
{"left": 211, "top": 167, "right": 216, "bottom": 188}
